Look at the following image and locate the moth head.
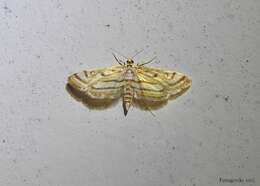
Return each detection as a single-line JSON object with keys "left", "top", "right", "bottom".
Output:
{"left": 126, "top": 59, "right": 134, "bottom": 65}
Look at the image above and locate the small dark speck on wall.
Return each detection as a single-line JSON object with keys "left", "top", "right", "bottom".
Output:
{"left": 224, "top": 96, "right": 229, "bottom": 102}
{"left": 3, "top": 5, "right": 12, "bottom": 13}
{"left": 215, "top": 94, "right": 231, "bottom": 102}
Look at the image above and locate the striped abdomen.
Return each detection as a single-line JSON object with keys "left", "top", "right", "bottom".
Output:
{"left": 123, "top": 84, "right": 134, "bottom": 116}
{"left": 122, "top": 68, "right": 135, "bottom": 115}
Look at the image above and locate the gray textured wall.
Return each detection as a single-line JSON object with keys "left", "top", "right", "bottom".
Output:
{"left": 0, "top": 0, "right": 259, "bottom": 186}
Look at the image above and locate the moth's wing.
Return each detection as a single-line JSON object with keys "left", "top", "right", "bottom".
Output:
{"left": 134, "top": 66, "right": 191, "bottom": 103}
{"left": 68, "top": 65, "right": 124, "bottom": 100}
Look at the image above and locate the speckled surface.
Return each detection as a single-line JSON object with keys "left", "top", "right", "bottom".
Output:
{"left": 0, "top": 0, "right": 259, "bottom": 186}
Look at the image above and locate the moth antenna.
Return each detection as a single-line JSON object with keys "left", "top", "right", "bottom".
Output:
{"left": 131, "top": 49, "right": 144, "bottom": 59}
{"left": 139, "top": 56, "right": 157, "bottom": 66}
{"left": 110, "top": 48, "right": 128, "bottom": 60}
{"left": 112, "top": 53, "right": 124, "bottom": 65}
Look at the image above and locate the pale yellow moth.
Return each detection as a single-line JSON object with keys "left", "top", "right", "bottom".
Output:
{"left": 67, "top": 52, "right": 191, "bottom": 116}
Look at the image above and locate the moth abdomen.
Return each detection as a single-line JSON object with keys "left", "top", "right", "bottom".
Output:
{"left": 122, "top": 84, "right": 134, "bottom": 115}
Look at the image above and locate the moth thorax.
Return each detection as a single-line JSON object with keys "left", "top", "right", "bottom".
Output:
{"left": 124, "top": 69, "right": 134, "bottom": 80}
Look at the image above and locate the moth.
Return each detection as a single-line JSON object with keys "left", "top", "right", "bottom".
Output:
{"left": 67, "top": 51, "right": 191, "bottom": 116}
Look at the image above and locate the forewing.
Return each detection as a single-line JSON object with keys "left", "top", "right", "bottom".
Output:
{"left": 68, "top": 65, "right": 124, "bottom": 99}
{"left": 135, "top": 66, "right": 191, "bottom": 101}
